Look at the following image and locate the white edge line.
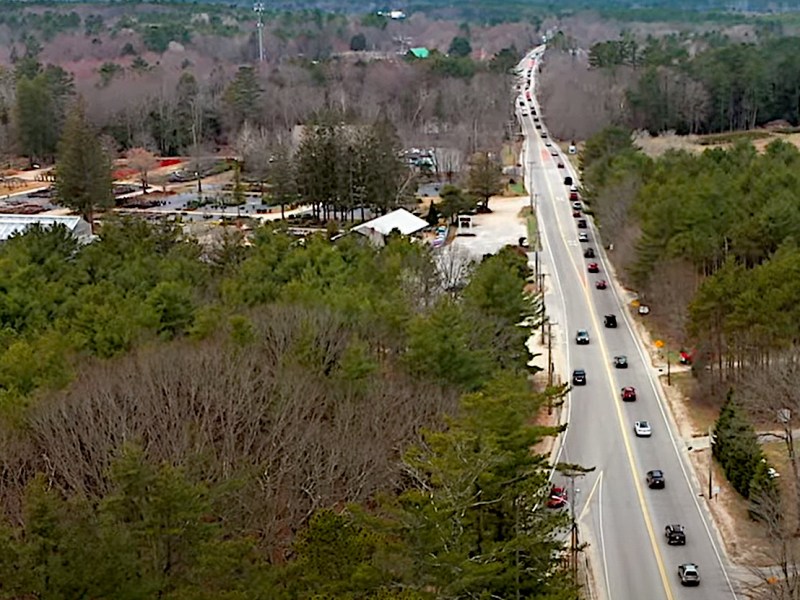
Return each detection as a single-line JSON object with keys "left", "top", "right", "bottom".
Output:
{"left": 599, "top": 472, "right": 611, "bottom": 600}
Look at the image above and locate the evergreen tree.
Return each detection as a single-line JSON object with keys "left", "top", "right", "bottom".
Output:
{"left": 448, "top": 36, "right": 472, "bottom": 58}
{"left": 467, "top": 152, "right": 503, "bottom": 210}
{"left": 55, "top": 99, "right": 113, "bottom": 228}
{"left": 224, "top": 66, "right": 262, "bottom": 131}
{"left": 268, "top": 143, "right": 297, "bottom": 220}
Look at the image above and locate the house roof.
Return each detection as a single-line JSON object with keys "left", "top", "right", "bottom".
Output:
{"left": 0, "top": 214, "right": 90, "bottom": 242}
{"left": 409, "top": 47, "right": 429, "bottom": 59}
{"left": 352, "top": 208, "right": 428, "bottom": 237}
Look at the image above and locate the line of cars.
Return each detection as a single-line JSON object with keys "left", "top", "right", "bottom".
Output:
{"left": 520, "top": 50, "right": 700, "bottom": 588}
{"left": 566, "top": 170, "right": 701, "bottom": 588}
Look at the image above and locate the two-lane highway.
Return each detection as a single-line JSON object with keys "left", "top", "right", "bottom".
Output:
{"left": 516, "top": 47, "right": 738, "bottom": 600}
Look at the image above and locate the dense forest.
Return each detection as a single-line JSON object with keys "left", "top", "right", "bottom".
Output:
{"left": 0, "top": 216, "right": 575, "bottom": 598}
{"left": 587, "top": 34, "right": 800, "bottom": 134}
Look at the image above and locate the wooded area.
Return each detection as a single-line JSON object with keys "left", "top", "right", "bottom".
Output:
{"left": 0, "top": 3, "right": 530, "bottom": 166}
{"left": 588, "top": 34, "right": 800, "bottom": 134}
{"left": 0, "top": 216, "right": 574, "bottom": 598}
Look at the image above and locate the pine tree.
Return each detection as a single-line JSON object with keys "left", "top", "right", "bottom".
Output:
{"left": 55, "top": 99, "right": 113, "bottom": 229}
{"left": 467, "top": 152, "right": 503, "bottom": 211}
{"left": 268, "top": 144, "right": 297, "bottom": 220}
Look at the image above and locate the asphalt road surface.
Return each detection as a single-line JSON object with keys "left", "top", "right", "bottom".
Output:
{"left": 517, "top": 47, "right": 739, "bottom": 600}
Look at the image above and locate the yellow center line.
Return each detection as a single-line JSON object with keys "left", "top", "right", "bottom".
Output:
{"left": 535, "top": 150, "right": 676, "bottom": 600}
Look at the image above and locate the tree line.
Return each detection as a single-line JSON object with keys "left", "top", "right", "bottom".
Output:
{"left": 0, "top": 7, "right": 523, "bottom": 166}
{"left": 587, "top": 33, "right": 800, "bottom": 134}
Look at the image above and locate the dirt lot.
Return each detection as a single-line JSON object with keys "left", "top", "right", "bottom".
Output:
{"left": 634, "top": 129, "right": 800, "bottom": 158}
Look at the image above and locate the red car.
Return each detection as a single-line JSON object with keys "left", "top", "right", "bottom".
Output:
{"left": 547, "top": 485, "right": 568, "bottom": 509}
{"left": 573, "top": 210, "right": 581, "bottom": 217}
{"left": 621, "top": 387, "right": 637, "bottom": 402}
{"left": 587, "top": 263, "right": 600, "bottom": 273}
{"left": 569, "top": 191, "right": 579, "bottom": 201}
{"left": 595, "top": 280, "right": 607, "bottom": 289}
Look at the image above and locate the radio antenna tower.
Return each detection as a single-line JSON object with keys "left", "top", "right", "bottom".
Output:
{"left": 254, "top": 2, "right": 265, "bottom": 63}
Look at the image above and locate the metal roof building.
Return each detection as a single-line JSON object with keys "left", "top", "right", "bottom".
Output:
{"left": 0, "top": 214, "right": 92, "bottom": 243}
{"left": 352, "top": 208, "right": 429, "bottom": 247}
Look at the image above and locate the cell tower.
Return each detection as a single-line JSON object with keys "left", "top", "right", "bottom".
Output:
{"left": 254, "top": 2, "right": 265, "bottom": 63}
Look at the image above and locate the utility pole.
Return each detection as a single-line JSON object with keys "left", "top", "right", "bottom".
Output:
{"left": 191, "top": 123, "right": 202, "bottom": 201}
{"left": 667, "top": 347, "right": 672, "bottom": 386}
{"left": 540, "top": 273, "right": 546, "bottom": 341}
{"left": 254, "top": 2, "right": 265, "bottom": 63}
{"left": 547, "top": 319, "right": 553, "bottom": 388}
{"left": 556, "top": 463, "right": 595, "bottom": 589}
{"left": 708, "top": 425, "right": 714, "bottom": 500}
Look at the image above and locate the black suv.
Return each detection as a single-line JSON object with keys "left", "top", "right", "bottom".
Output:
{"left": 604, "top": 315, "right": 617, "bottom": 328}
{"left": 647, "top": 470, "right": 665, "bottom": 489}
{"left": 665, "top": 524, "right": 686, "bottom": 545}
{"left": 577, "top": 219, "right": 587, "bottom": 229}
{"left": 572, "top": 369, "right": 586, "bottom": 386}
{"left": 564, "top": 176, "right": 573, "bottom": 186}
{"left": 583, "top": 248, "right": 595, "bottom": 258}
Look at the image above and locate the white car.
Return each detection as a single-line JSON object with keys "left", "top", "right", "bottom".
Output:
{"left": 544, "top": 140, "right": 552, "bottom": 147}
{"left": 634, "top": 421, "right": 652, "bottom": 437}
{"left": 578, "top": 232, "right": 589, "bottom": 242}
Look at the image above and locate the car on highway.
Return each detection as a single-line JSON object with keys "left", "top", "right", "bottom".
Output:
{"left": 550, "top": 149, "right": 559, "bottom": 157}
{"left": 535, "top": 124, "right": 542, "bottom": 130}
{"left": 547, "top": 485, "right": 568, "bottom": 509}
{"left": 572, "top": 369, "right": 586, "bottom": 385}
{"left": 577, "top": 219, "right": 587, "bottom": 229}
{"left": 521, "top": 110, "right": 529, "bottom": 117}
{"left": 578, "top": 232, "right": 589, "bottom": 242}
{"left": 583, "top": 247, "right": 595, "bottom": 258}
{"left": 678, "top": 563, "right": 700, "bottom": 586}
{"left": 571, "top": 201, "right": 582, "bottom": 210}
{"left": 541, "top": 131, "right": 548, "bottom": 138}
{"left": 647, "top": 469, "right": 666, "bottom": 489}
{"left": 544, "top": 140, "right": 552, "bottom": 147}
{"left": 573, "top": 210, "right": 581, "bottom": 218}
{"left": 634, "top": 420, "right": 652, "bottom": 437}
{"left": 621, "top": 386, "right": 637, "bottom": 401}
{"left": 614, "top": 355, "right": 628, "bottom": 368}
{"left": 604, "top": 314, "right": 617, "bottom": 328}
{"left": 570, "top": 191, "right": 580, "bottom": 201}
{"left": 557, "top": 160, "right": 565, "bottom": 168}
{"left": 587, "top": 263, "right": 599, "bottom": 273}
{"left": 564, "top": 176, "right": 573, "bottom": 186}
{"left": 575, "top": 329, "right": 590, "bottom": 345}
{"left": 665, "top": 524, "right": 686, "bottom": 545}
{"left": 595, "top": 279, "right": 607, "bottom": 289}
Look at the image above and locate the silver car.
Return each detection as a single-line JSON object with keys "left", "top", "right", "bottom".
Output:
{"left": 634, "top": 420, "right": 652, "bottom": 437}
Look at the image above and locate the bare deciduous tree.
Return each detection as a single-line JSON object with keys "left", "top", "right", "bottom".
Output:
{"left": 738, "top": 357, "right": 800, "bottom": 535}
{"left": 742, "top": 490, "right": 800, "bottom": 600}
{"left": 125, "top": 147, "right": 158, "bottom": 190}
{"left": 0, "top": 305, "right": 460, "bottom": 553}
